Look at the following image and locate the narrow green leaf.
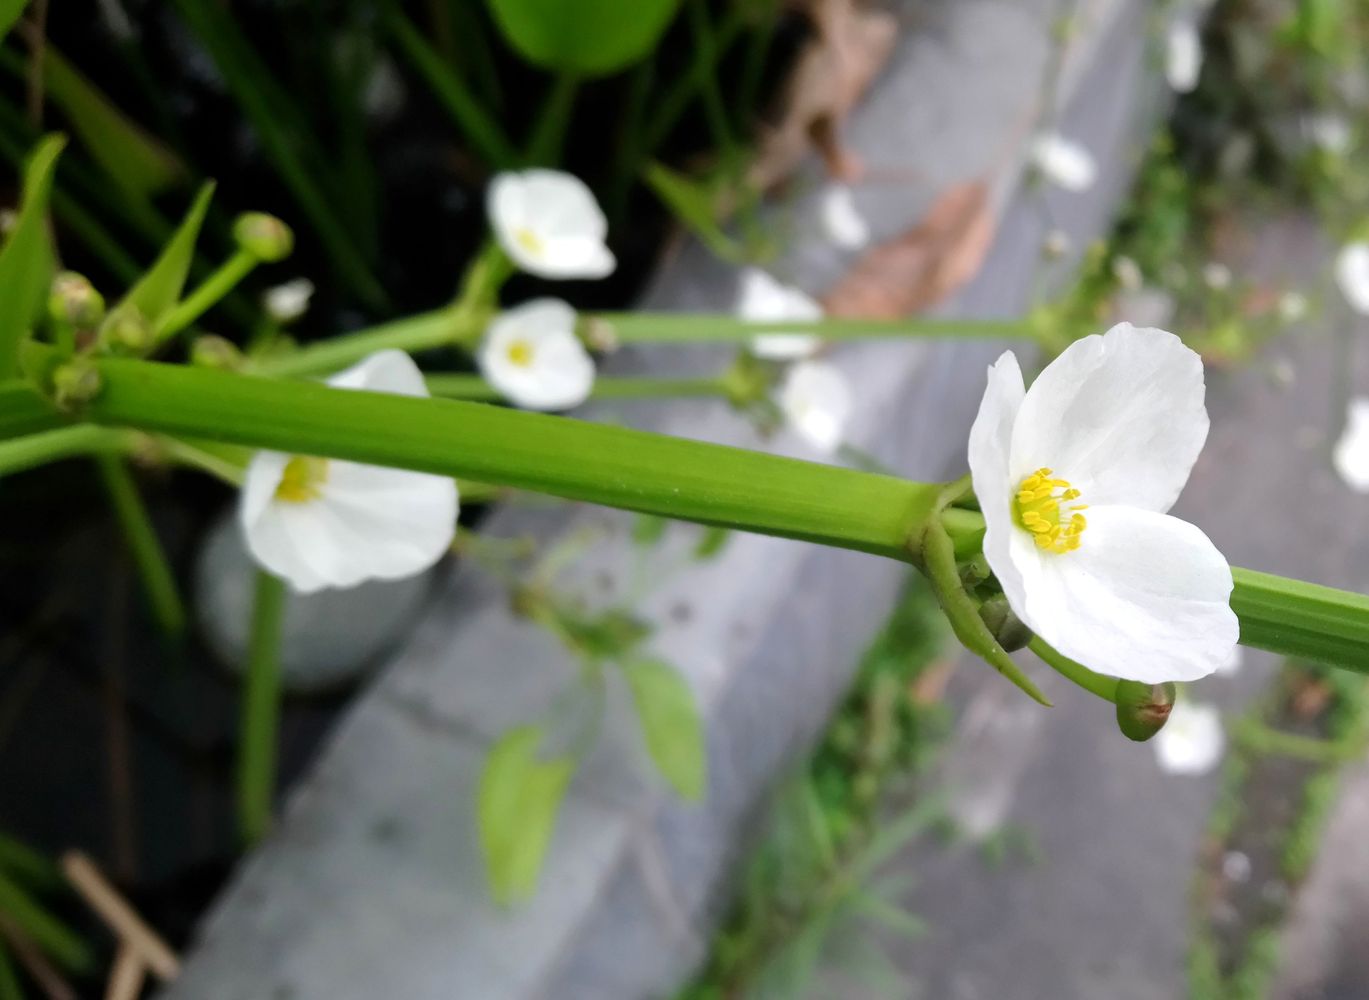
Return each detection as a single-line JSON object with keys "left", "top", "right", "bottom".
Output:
{"left": 620, "top": 658, "right": 706, "bottom": 800}
{"left": 487, "top": 0, "right": 683, "bottom": 76}
{"left": 693, "top": 525, "right": 730, "bottom": 560}
{"left": 118, "top": 182, "right": 215, "bottom": 326}
{"left": 632, "top": 513, "right": 667, "bottom": 547}
{"left": 478, "top": 725, "right": 576, "bottom": 905}
{"left": 0, "top": 869, "right": 95, "bottom": 974}
{"left": 0, "top": 134, "right": 63, "bottom": 376}
{"left": 643, "top": 161, "right": 745, "bottom": 263}
{"left": 42, "top": 46, "right": 185, "bottom": 201}
{"left": 0, "top": 0, "right": 27, "bottom": 42}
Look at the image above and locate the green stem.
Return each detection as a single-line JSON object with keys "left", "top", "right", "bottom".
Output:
{"left": 156, "top": 249, "right": 258, "bottom": 341}
{"left": 1231, "top": 567, "right": 1369, "bottom": 674}
{"left": 0, "top": 381, "right": 63, "bottom": 440}
{"left": 426, "top": 373, "right": 730, "bottom": 402}
{"left": 0, "top": 425, "right": 132, "bottom": 476}
{"left": 588, "top": 312, "right": 1031, "bottom": 343}
{"left": 524, "top": 73, "right": 579, "bottom": 166}
{"left": 1235, "top": 718, "right": 1357, "bottom": 763}
{"left": 238, "top": 570, "right": 287, "bottom": 845}
{"left": 1028, "top": 636, "right": 1118, "bottom": 703}
{"left": 0, "top": 835, "right": 62, "bottom": 892}
{"left": 0, "top": 938, "right": 20, "bottom": 1000}
{"left": 250, "top": 309, "right": 482, "bottom": 378}
{"left": 95, "top": 454, "right": 187, "bottom": 640}
{"left": 0, "top": 870, "right": 95, "bottom": 974}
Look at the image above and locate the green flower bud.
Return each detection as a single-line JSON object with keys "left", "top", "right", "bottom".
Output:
{"left": 50, "top": 359, "right": 102, "bottom": 412}
{"left": 233, "top": 212, "right": 294, "bottom": 262}
{"left": 978, "top": 594, "right": 1032, "bottom": 652}
{"left": 1115, "top": 679, "right": 1178, "bottom": 742}
{"left": 959, "top": 552, "right": 992, "bottom": 588}
{"left": 48, "top": 271, "right": 105, "bottom": 328}
{"left": 98, "top": 305, "right": 152, "bottom": 355}
{"left": 190, "top": 334, "right": 244, "bottom": 371}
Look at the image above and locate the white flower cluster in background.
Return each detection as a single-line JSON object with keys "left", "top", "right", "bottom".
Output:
{"left": 1154, "top": 700, "right": 1225, "bottom": 775}
{"left": 1030, "top": 133, "right": 1097, "bottom": 192}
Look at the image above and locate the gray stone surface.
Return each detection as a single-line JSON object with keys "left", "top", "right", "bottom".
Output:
{"left": 162, "top": 2, "right": 1166, "bottom": 997}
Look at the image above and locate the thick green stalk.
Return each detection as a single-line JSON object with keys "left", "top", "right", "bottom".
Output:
{"left": 426, "top": 373, "right": 730, "bottom": 402}
{"left": 156, "top": 249, "right": 258, "bottom": 341}
{"left": 250, "top": 309, "right": 480, "bottom": 378}
{"left": 589, "top": 312, "right": 1030, "bottom": 343}
{"left": 1231, "top": 568, "right": 1369, "bottom": 673}
{"left": 238, "top": 570, "right": 287, "bottom": 845}
{"left": 95, "top": 454, "right": 187, "bottom": 640}
{"left": 0, "top": 380, "right": 60, "bottom": 440}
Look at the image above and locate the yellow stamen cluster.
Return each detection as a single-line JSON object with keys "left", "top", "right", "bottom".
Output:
{"left": 1012, "top": 467, "right": 1088, "bottom": 553}
{"left": 275, "top": 456, "right": 330, "bottom": 504}
{"left": 514, "top": 227, "right": 544, "bottom": 257}
{"left": 506, "top": 338, "right": 535, "bottom": 367}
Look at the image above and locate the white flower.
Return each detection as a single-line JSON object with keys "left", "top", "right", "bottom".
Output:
{"left": 1305, "top": 113, "right": 1352, "bottom": 155}
{"left": 1112, "top": 255, "right": 1143, "bottom": 291}
{"left": 819, "top": 185, "right": 870, "bottom": 250}
{"left": 1154, "top": 701, "right": 1225, "bottom": 775}
{"left": 778, "top": 361, "right": 852, "bottom": 453}
{"left": 1165, "top": 21, "right": 1203, "bottom": 93}
{"left": 1333, "top": 397, "right": 1369, "bottom": 493}
{"left": 240, "top": 351, "right": 458, "bottom": 594}
{"left": 478, "top": 298, "right": 595, "bottom": 411}
{"left": 1214, "top": 645, "right": 1243, "bottom": 676}
{"left": 1202, "top": 262, "right": 1232, "bottom": 290}
{"left": 968, "top": 323, "right": 1239, "bottom": 683}
{"left": 737, "top": 268, "right": 824, "bottom": 360}
{"left": 488, "top": 169, "right": 615, "bottom": 280}
{"left": 1030, "top": 133, "right": 1097, "bottom": 192}
{"left": 262, "top": 278, "right": 314, "bottom": 324}
{"left": 1335, "top": 242, "right": 1369, "bottom": 314}
{"left": 1042, "top": 228, "right": 1072, "bottom": 259}
{"left": 1278, "top": 291, "right": 1308, "bottom": 322}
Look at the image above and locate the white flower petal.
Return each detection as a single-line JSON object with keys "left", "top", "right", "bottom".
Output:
{"left": 1009, "top": 323, "right": 1208, "bottom": 512}
{"left": 778, "top": 361, "right": 852, "bottom": 453}
{"left": 1155, "top": 701, "right": 1225, "bottom": 775}
{"left": 1017, "top": 504, "right": 1237, "bottom": 683}
{"left": 262, "top": 278, "right": 314, "bottom": 324}
{"left": 1333, "top": 397, "right": 1369, "bottom": 493}
{"left": 1335, "top": 242, "right": 1369, "bottom": 315}
{"left": 1213, "top": 645, "right": 1243, "bottom": 676}
{"left": 968, "top": 352, "right": 1029, "bottom": 618}
{"left": 737, "top": 268, "right": 823, "bottom": 359}
{"left": 1165, "top": 21, "right": 1203, "bottom": 93}
{"left": 1030, "top": 133, "right": 1097, "bottom": 192}
{"left": 487, "top": 169, "right": 615, "bottom": 280}
{"left": 478, "top": 298, "right": 595, "bottom": 411}
{"left": 1306, "top": 113, "right": 1352, "bottom": 155}
{"left": 819, "top": 185, "right": 870, "bottom": 250}
{"left": 327, "top": 348, "right": 430, "bottom": 395}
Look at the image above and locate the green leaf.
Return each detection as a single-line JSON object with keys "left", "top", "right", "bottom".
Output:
{"left": 43, "top": 46, "right": 185, "bottom": 202}
{"left": 487, "top": 0, "right": 683, "bottom": 76}
{"left": 632, "top": 513, "right": 667, "bottom": 547}
{"left": 0, "top": 0, "right": 27, "bottom": 41}
{"left": 118, "top": 182, "right": 215, "bottom": 326}
{"left": 478, "top": 725, "right": 576, "bottom": 905}
{"left": 620, "top": 658, "right": 706, "bottom": 800}
{"left": 644, "top": 161, "right": 746, "bottom": 263}
{"left": 0, "top": 134, "right": 64, "bottom": 377}
{"left": 693, "top": 525, "right": 730, "bottom": 560}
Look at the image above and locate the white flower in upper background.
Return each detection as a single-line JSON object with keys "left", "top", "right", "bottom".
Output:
{"left": 1165, "top": 21, "right": 1203, "bottom": 93}
{"left": 262, "top": 278, "right": 314, "bottom": 324}
{"left": 1214, "top": 645, "right": 1243, "bottom": 676}
{"left": 1278, "top": 291, "right": 1308, "bottom": 323}
{"left": 968, "top": 323, "right": 1239, "bottom": 683}
{"left": 478, "top": 298, "right": 595, "bottom": 411}
{"left": 1155, "top": 701, "right": 1225, "bottom": 775}
{"left": 1202, "top": 262, "right": 1232, "bottom": 291}
{"left": 1335, "top": 242, "right": 1369, "bottom": 314}
{"left": 819, "top": 185, "right": 870, "bottom": 250}
{"left": 1333, "top": 397, "right": 1369, "bottom": 493}
{"left": 1306, "top": 113, "right": 1352, "bottom": 156}
{"left": 737, "top": 267, "right": 824, "bottom": 360}
{"left": 240, "top": 351, "right": 458, "bottom": 594}
{"left": 1030, "top": 133, "right": 1097, "bottom": 192}
{"left": 778, "top": 361, "right": 852, "bottom": 453}
{"left": 488, "top": 169, "right": 615, "bottom": 280}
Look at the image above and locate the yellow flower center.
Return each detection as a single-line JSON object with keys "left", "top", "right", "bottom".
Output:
{"left": 506, "top": 338, "right": 535, "bottom": 368}
{"left": 274, "top": 456, "right": 330, "bottom": 504}
{"left": 514, "top": 227, "right": 544, "bottom": 257}
{"left": 1012, "top": 467, "right": 1088, "bottom": 554}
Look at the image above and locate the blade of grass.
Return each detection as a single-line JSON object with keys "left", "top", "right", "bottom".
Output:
{"left": 0, "top": 871, "right": 94, "bottom": 975}
{"left": 238, "top": 570, "right": 287, "bottom": 845}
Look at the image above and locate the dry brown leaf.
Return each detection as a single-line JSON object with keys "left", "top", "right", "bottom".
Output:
{"left": 748, "top": 0, "right": 897, "bottom": 190}
{"left": 821, "top": 180, "right": 996, "bottom": 318}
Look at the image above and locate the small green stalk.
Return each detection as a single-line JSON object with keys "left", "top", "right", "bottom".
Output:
{"left": 0, "top": 425, "right": 132, "bottom": 476}
{"left": 425, "top": 373, "right": 731, "bottom": 402}
{"left": 0, "top": 870, "right": 96, "bottom": 974}
{"left": 156, "top": 249, "right": 258, "bottom": 341}
{"left": 1028, "top": 636, "right": 1118, "bottom": 703}
{"left": 0, "top": 937, "right": 20, "bottom": 1000}
{"left": 95, "top": 453, "right": 187, "bottom": 640}
{"left": 238, "top": 570, "right": 287, "bottom": 845}
{"left": 251, "top": 309, "right": 482, "bottom": 378}
{"left": 587, "top": 312, "right": 1031, "bottom": 343}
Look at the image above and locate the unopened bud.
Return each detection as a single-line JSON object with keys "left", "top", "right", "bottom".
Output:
{"left": 233, "top": 212, "right": 294, "bottom": 262}
{"left": 50, "top": 359, "right": 102, "bottom": 412}
{"left": 99, "top": 305, "right": 152, "bottom": 355}
{"left": 190, "top": 334, "right": 244, "bottom": 370}
{"left": 978, "top": 595, "right": 1032, "bottom": 652}
{"left": 1115, "top": 679, "right": 1178, "bottom": 742}
{"left": 49, "top": 272, "right": 105, "bottom": 328}
{"left": 959, "top": 553, "right": 992, "bottom": 588}
{"left": 582, "top": 316, "right": 620, "bottom": 353}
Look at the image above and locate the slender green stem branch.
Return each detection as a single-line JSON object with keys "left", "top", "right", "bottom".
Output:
{"left": 1235, "top": 718, "right": 1357, "bottom": 763}
{"left": 588, "top": 312, "right": 1032, "bottom": 343}
{"left": 0, "top": 870, "right": 95, "bottom": 974}
{"left": 1028, "top": 636, "right": 1118, "bottom": 703}
{"left": 156, "top": 249, "right": 258, "bottom": 341}
{"left": 0, "top": 380, "right": 62, "bottom": 439}
{"left": 238, "top": 570, "right": 287, "bottom": 845}
{"left": 250, "top": 309, "right": 482, "bottom": 378}
{"left": 95, "top": 454, "right": 187, "bottom": 640}
{"left": 426, "top": 373, "right": 730, "bottom": 402}
{"left": 0, "top": 938, "right": 20, "bottom": 1000}
{"left": 0, "top": 425, "right": 132, "bottom": 476}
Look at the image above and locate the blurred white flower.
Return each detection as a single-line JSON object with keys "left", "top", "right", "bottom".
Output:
{"left": 1030, "top": 133, "right": 1097, "bottom": 192}
{"left": 1202, "top": 262, "right": 1232, "bottom": 290}
{"left": 240, "top": 350, "right": 459, "bottom": 593}
{"left": 488, "top": 169, "right": 615, "bottom": 280}
{"left": 737, "top": 268, "right": 824, "bottom": 360}
{"left": 1112, "top": 255, "right": 1143, "bottom": 291}
{"left": 1278, "top": 291, "right": 1308, "bottom": 322}
{"left": 1333, "top": 397, "right": 1369, "bottom": 493}
{"left": 1165, "top": 21, "right": 1203, "bottom": 93}
{"left": 1306, "top": 113, "right": 1352, "bottom": 156}
{"left": 819, "top": 185, "right": 870, "bottom": 250}
{"left": 1213, "top": 645, "right": 1243, "bottom": 676}
{"left": 778, "top": 361, "right": 852, "bottom": 453}
{"left": 1042, "top": 228, "right": 1073, "bottom": 259}
{"left": 262, "top": 278, "right": 314, "bottom": 324}
{"left": 478, "top": 298, "right": 595, "bottom": 411}
{"left": 1335, "top": 242, "right": 1369, "bottom": 314}
{"left": 1155, "top": 700, "right": 1225, "bottom": 775}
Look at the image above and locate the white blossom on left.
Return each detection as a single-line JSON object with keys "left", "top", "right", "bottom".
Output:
{"left": 737, "top": 268, "right": 823, "bottom": 360}
{"left": 240, "top": 350, "right": 459, "bottom": 593}
{"left": 1165, "top": 20, "right": 1203, "bottom": 93}
{"left": 1154, "top": 701, "right": 1225, "bottom": 775}
{"left": 779, "top": 361, "right": 852, "bottom": 453}
{"left": 1030, "top": 133, "right": 1097, "bottom": 192}
{"left": 478, "top": 298, "right": 595, "bottom": 411}
{"left": 488, "top": 169, "right": 615, "bottom": 279}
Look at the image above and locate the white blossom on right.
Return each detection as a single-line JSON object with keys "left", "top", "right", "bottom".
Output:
{"left": 1154, "top": 701, "right": 1225, "bottom": 775}
{"left": 1030, "top": 133, "right": 1097, "bottom": 192}
{"left": 1334, "top": 397, "right": 1369, "bottom": 493}
{"left": 778, "top": 360, "right": 852, "bottom": 453}
{"left": 478, "top": 298, "right": 595, "bottom": 411}
{"left": 1335, "top": 242, "right": 1369, "bottom": 314}
{"left": 737, "top": 268, "right": 824, "bottom": 361}
{"left": 1165, "top": 20, "right": 1203, "bottom": 93}
{"left": 819, "top": 185, "right": 870, "bottom": 250}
